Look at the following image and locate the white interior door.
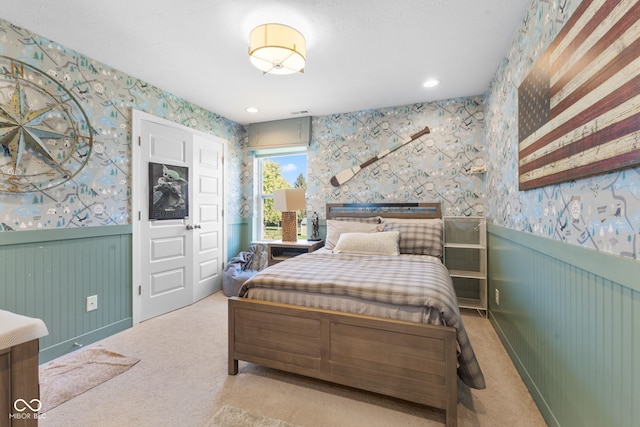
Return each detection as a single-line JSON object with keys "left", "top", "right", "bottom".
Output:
{"left": 139, "top": 120, "right": 194, "bottom": 321}
{"left": 192, "top": 134, "right": 224, "bottom": 301}
{"left": 132, "top": 110, "right": 226, "bottom": 323}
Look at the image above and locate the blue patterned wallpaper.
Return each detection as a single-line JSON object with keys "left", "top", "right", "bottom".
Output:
{"left": 0, "top": 18, "right": 246, "bottom": 230}
{"left": 485, "top": 0, "right": 640, "bottom": 259}
{"left": 4, "top": 1, "right": 638, "bottom": 260}
{"left": 308, "top": 99, "right": 486, "bottom": 217}
{"left": 239, "top": 97, "right": 487, "bottom": 221}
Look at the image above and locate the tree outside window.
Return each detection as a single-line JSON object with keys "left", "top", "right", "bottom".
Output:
{"left": 258, "top": 153, "right": 307, "bottom": 240}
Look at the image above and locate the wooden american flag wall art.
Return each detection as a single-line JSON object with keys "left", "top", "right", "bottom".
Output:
{"left": 517, "top": 0, "right": 640, "bottom": 191}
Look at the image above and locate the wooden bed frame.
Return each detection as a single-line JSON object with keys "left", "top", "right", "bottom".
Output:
{"left": 228, "top": 202, "right": 459, "bottom": 426}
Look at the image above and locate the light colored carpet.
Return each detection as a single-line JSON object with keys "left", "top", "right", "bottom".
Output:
{"left": 39, "top": 291, "right": 547, "bottom": 426}
{"left": 39, "top": 346, "right": 139, "bottom": 412}
{"left": 208, "top": 405, "right": 301, "bottom": 427}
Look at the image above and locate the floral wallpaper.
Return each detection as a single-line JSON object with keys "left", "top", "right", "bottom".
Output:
{"left": 485, "top": 0, "right": 640, "bottom": 259}
{"left": 0, "top": 18, "right": 246, "bottom": 231}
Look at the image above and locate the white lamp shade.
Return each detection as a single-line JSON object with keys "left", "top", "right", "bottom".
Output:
{"left": 249, "top": 23, "right": 306, "bottom": 75}
{"left": 273, "top": 188, "right": 306, "bottom": 211}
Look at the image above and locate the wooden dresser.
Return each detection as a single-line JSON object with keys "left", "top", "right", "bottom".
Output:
{"left": 0, "top": 311, "right": 48, "bottom": 425}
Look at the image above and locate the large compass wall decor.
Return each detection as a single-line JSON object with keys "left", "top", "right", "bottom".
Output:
{"left": 0, "top": 56, "right": 93, "bottom": 192}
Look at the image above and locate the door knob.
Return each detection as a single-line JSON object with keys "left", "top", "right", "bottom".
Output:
{"left": 194, "top": 224, "right": 201, "bottom": 229}
{"left": 186, "top": 225, "right": 194, "bottom": 230}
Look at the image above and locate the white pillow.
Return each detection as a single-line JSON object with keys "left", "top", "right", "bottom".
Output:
{"left": 333, "top": 231, "right": 400, "bottom": 256}
{"left": 325, "top": 220, "right": 384, "bottom": 250}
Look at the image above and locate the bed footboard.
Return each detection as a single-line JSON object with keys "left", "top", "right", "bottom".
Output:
{"left": 228, "top": 297, "right": 458, "bottom": 427}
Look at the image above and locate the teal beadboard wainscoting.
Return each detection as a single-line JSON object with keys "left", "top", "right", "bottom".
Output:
{"left": 227, "top": 218, "right": 251, "bottom": 260}
{"left": 488, "top": 224, "right": 639, "bottom": 427}
{"left": 0, "top": 226, "right": 132, "bottom": 363}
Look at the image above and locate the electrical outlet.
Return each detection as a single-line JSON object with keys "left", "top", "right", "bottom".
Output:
{"left": 495, "top": 289, "right": 500, "bottom": 306}
{"left": 86, "top": 295, "right": 98, "bottom": 312}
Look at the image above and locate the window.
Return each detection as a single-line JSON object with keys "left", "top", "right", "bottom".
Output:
{"left": 254, "top": 149, "right": 307, "bottom": 241}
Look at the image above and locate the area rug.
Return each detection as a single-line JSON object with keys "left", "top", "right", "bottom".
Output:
{"left": 208, "top": 405, "right": 301, "bottom": 427}
{"left": 39, "top": 346, "right": 139, "bottom": 412}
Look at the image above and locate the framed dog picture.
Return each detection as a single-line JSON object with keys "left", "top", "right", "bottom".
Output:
{"left": 148, "top": 162, "right": 189, "bottom": 220}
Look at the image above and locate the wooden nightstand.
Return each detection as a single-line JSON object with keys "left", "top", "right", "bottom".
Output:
{"left": 267, "top": 240, "right": 324, "bottom": 266}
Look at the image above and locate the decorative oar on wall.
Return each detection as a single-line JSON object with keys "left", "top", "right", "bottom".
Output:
{"left": 330, "top": 126, "right": 430, "bottom": 187}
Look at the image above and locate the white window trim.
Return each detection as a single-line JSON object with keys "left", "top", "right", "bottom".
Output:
{"left": 252, "top": 147, "right": 307, "bottom": 241}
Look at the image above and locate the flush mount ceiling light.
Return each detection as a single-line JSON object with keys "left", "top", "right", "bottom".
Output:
{"left": 249, "top": 23, "right": 306, "bottom": 75}
{"left": 423, "top": 79, "right": 440, "bottom": 88}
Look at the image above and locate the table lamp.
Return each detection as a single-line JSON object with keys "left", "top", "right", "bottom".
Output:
{"left": 273, "top": 188, "right": 306, "bottom": 242}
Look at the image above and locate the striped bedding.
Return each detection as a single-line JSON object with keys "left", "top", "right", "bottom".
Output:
{"left": 238, "top": 250, "right": 486, "bottom": 390}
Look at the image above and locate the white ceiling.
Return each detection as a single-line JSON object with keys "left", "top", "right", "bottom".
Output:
{"left": 1, "top": 0, "right": 530, "bottom": 125}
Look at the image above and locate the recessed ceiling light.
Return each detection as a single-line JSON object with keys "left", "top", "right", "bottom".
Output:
{"left": 246, "top": 107, "right": 259, "bottom": 113}
{"left": 423, "top": 79, "right": 440, "bottom": 88}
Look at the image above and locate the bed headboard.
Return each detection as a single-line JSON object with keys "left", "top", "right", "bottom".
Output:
{"left": 326, "top": 202, "right": 441, "bottom": 219}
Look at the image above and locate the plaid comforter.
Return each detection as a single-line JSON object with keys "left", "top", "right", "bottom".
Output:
{"left": 239, "top": 251, "right": 486, "bottom": 389}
